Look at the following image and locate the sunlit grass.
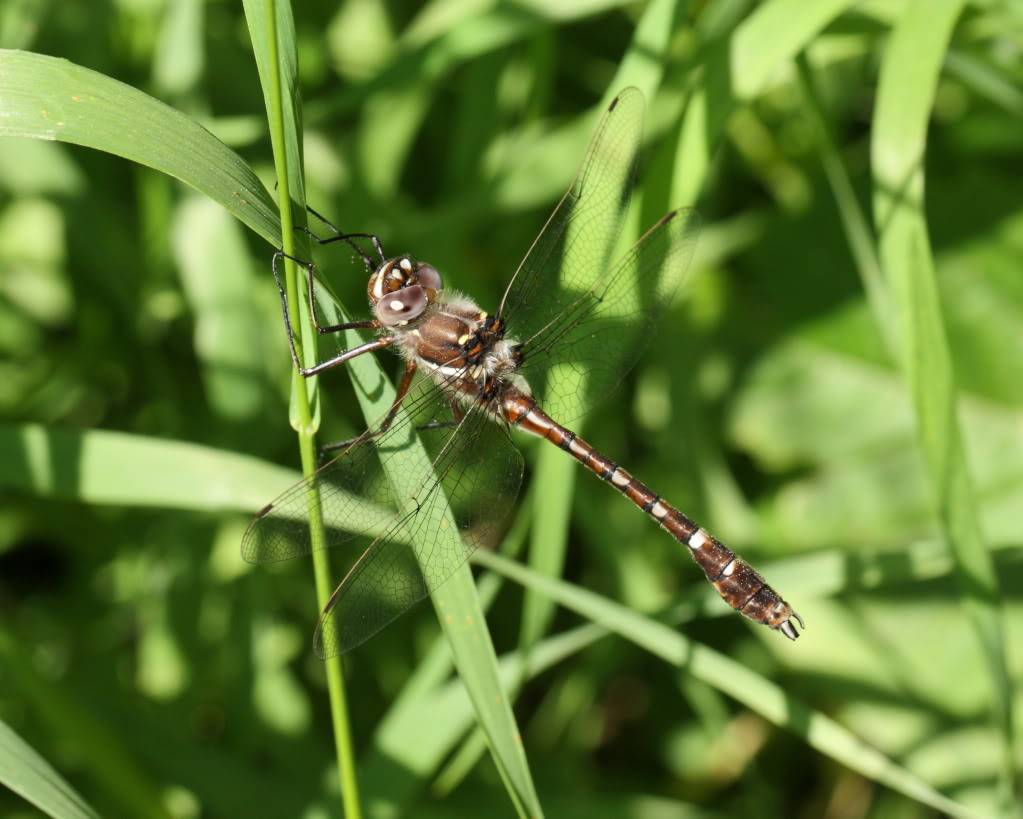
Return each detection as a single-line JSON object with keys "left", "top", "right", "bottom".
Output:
{"left": 1, "top": 0, "right": 1020, "bottom": 817}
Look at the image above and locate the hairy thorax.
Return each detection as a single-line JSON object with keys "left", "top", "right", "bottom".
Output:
{"left": 395, "top": 293, "right": 526, "bottom": 398}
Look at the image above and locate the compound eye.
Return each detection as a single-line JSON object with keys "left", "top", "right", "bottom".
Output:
{"left": 377, "top": 285, "right": 428, "bottom": 325}
{"left": 416, "top": 264, "right": 442, "bottom": 291}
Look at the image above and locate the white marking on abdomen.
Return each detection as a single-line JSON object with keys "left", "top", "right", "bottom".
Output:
{"left": 689, "top": 529, "right": 709, "bottom": 550}
{"left": 721, "top": 559, "right": 735, "bottom": 576}
{"left": 524, "top": 409, "right": 552, "bottom": 432}
{"left": 610, "top": 469, "right": 630, "bottom": 487}
{"left": 650, "top": 501, "right": 668, "bottom": 519}
{"left": 568, "top": 438, "right": 588, "bottom": 457}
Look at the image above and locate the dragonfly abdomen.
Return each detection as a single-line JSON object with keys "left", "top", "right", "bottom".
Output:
{"left": 503, "top": 390, "right": 803, "bottom": 640}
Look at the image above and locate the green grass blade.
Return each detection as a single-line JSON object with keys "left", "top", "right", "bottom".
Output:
{"left": 300, "top": 239, "right": 543, "bottom": 811}
{"left": 0, "top": 423, "right": 397, "bottom": 541}
{"left": 871, "top": 0, "right": 1017, "bottom": 810}
{"left": 944, "top": 49, "right": 1023, "bottom": 117}
{"left": 521, "top": 0, "right": 682, "bottom": 665}
{"left": 358, "top": 506, "right": 533, "bottom": 810}
{"left": 0, "top": 717, "right": 100, "bottom": 819}
{"left": 364, "top": 620, "right": 608, "bottom": 816}
{"left": 343, "top": 359, "right": 543, "bottom": 816}
{"left": 522, "top": 445, "right": 574, "bottom": 649}
{"left": 795, "top": 54, "right": 898, "bottom": 357}
{"left": 0, "top": 633, "right": 172, "bottom": 819}
{"left": 0, "top": 49, "right": 279, "bottom": 245}
{"left": 474, "top": 550, "right": 986, "bottom": 819}
{"left": 606, "top": 0, "right": 682, "bottom": 98}
{"left": 673, "top": 0, "right": 856, "bottom": 204}
{"left": 0, "top": 423, "right": 303, "bottom": 513}
{"left": 726, "top": 0, "right": 854, "bottom": 101}
{"left": 152, "top": 0, "right": 203, "bottom": 97}
{"left": 172, "top": 195, "right": 271, "bottom": 421}
{"left": 241, "top": 1, "right": 361, "bottom": 814}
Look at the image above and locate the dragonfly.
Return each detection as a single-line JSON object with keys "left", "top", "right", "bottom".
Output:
{"left": 243, "top": 87, "right": 803, "bottom": 657}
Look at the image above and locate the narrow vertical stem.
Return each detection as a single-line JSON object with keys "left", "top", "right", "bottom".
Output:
{"left": 263, "top": 3, "right": 362, "bottom": 816}
{"left": 795, "top": 53, "right": 898, "bottom": 358}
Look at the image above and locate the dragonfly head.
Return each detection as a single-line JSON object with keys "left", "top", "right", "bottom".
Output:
{"left": 368, "top": 256, "right": 444, "bottom": 326}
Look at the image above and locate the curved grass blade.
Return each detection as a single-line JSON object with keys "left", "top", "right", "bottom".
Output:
{"left": 0, "top": 49, "right": 279, "bottom": 246}
{"left": 0, "top": 633, "right": 173, "bottom": 819}
{"left": 795, "top": 54, "right": 897, "bottom": 357}
{"left": 358, "top": 499, "right": 533, "bottom": 808}
{"left": 0, "top": 423, "right": 321, "bottom": 515}
{"left": 870, "top": 0, "right": 1017, "bottom": 811}
{"left": 341, "top": 346, "right": 543, "bottom": 816}
{"left": 672, "top": 0, "right": 857, "bottom": 204}
{"left": 363, "top": 620, "right": 607, "bottom": 815}
{"left": 241, "top": 0, "right": 365, "bottom": 814}
{"left": 473, "top": 550, "right": 987, "bottom": 819}
{"left": 0, "top": 718, "right": 100, "bottom": 819}
{"left": 4, "top": 422, "right": 1009, "bottom": 813}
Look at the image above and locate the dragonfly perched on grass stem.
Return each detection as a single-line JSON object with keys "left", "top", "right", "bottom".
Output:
{"left": 243, "top": 87, "right": 803, "bottom": 656}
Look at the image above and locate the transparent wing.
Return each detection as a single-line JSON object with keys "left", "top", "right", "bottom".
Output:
{"left": 497, "top": 87, "right": 700, "bottom": 423}
{"left": 497, "top": 87, "right": 644, "bottom": 348}
{"left": 241, "top": 371, "right": 450, "bottom": 564}
{"left": 315, "top": 399, "right": 521, "bottom": 657}
{"left": 242, "top": 373, "right": 523, "bottom": 656}
{"left": 517, "top": 208, "right": 700, "bottom": 423}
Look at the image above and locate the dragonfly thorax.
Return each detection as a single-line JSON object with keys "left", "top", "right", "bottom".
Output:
{"left": 400, "top": 293, "right": 525, "bottom": 393}
{"left": 368, "top": 255, "right": 443, "bottom": 327}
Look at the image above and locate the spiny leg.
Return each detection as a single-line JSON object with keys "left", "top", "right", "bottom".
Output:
{"left": 273, "top": 249, "right": 379, "bottom": 337}
{"left": 300, "top": 205, "right": 386, "bottom": 268}
{"left": 449, "top": 398, "right": 465, "bottom": 424}
{"left": 299, "top": 256, "right": 381, "bottom": 336}
{"left": 318, "top": 367, "right": 463, "bottom": 461}
{"left": 319, "top": 360, "right": 419, "bottom": 460}
{"left": 272, "top": 250, "right": 395, "bottom": 377}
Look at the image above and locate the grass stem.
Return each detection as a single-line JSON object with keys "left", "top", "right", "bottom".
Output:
{"left": 263, "top": 2, "right": 363, "bottom": 816}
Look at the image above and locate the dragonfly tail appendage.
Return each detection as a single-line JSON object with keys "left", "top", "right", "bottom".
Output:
{"left": 684, "top": 527, "right": 803, "bottom": 640}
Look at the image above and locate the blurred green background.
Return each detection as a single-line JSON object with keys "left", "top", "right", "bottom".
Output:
{"left": 1, "top": 0, "right": 1022, "bottom": 817}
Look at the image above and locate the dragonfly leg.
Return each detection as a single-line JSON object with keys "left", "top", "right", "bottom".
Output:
{"left": 299, "top": 336, "right": 396, "bottom": 378}
{"left": 416, "top": 420, "right": 457, "bottom": 432}
{"left": 404, "top": 398, "right": 463, "bottom": 433}
{"left": 319, "top": 359, "right": 418, "bottom": 460}
{"left": 319, "top": 434, "right": 366, "bottom": 461}
{"left": 272, "top": 251, "right": 394, "bottom": 376}
{"left": 299, "top": 204, "right": 386, "bottom": 269}
{"left": 449, "top": 398, "right": 465, "bottom": 423}
{"left": 301, "top": 259, "right": 381, "bottom": 336}
{"left": 272, "top": 249, "right": 378, "bottom": 336}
